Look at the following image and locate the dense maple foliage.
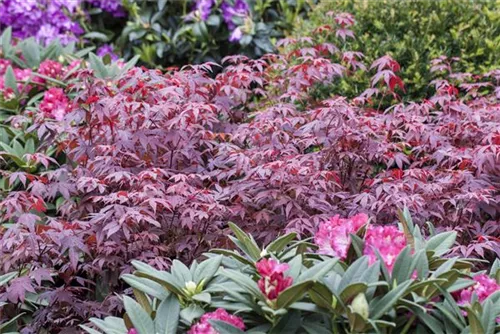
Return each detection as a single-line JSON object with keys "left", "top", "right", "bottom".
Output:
{"left": 0, "top": 13, "right": 499, "bottom": 332}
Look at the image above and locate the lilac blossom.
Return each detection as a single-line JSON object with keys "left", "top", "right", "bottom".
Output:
{"left": 96, "top": 44, "right": 119, "bottom": 61}
{"left": 186, "top": 0, "right": 215, "bottom": 21}
{"left": 87, "top": 0, "right": 126, "bottom": 18}
{"left": 0, "top": 0, "right": 83, "bottom": 46}
{"left": 221, "top": 0, "right": 250, "bottom": 30}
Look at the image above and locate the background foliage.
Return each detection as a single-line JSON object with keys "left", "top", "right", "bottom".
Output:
{"left": 293, "top": 0, "right": 500, "bottom": 99}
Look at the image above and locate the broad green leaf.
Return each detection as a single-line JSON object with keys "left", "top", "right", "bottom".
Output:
{"left": 89, "top": 317, "right": 127, "bottom": 334}
{"left": 208, "top": 320, "right": 245, "bottom": 334}
{"left": 219, "top": 269, "right": 262, "bottom": 297}
{"left": 1, "top": 27, "right": 12, "bottom": 56}
{"left": 285, "top": 255, "right": 303, "bottom": 281}
{"left": 391, "top": 246, "right": 413, "bottom": 284}
{"left": 121, "top": 274, "right": 169, "bottom": 300}
{"left": 4, "top": 66, "right": 18, "bottom": 94}
{"left": 180, "top": 304, "right": 205, "bottom": 324}
{"left": 155, "top": 294, "right": 180, "bottom": 334}
{"left": 192, "top": 292, "right": 211, "bottom": 304}
{"left": 228, "top": 222, "right": 261, "bottom": 260}
{"left": 80, "top": 325, "right": 103, "bottom": 334}
{"left": 171, "top": 259, "right": 192, "bottom": 283}
{"left": 339, "top": 283, "right": 368, "bottom": 304}
{"left": 193, "top": 255, "right": 222, "bottom": 285}
{"left": 20, "top": 38, "right": 41, "bottom": 68}
{"left": 276, "top": 280, "right": 314, "bottom": 309}
{"left": 88, "top": 52, "right": 108, "bottom": 79}
{"left": 302, "top": 321, "right": 333, "bottom": 334}
{"left": 298, "top": 258, "right": 338, "bottom": 282}
{"left": 266, "top": 233, "right": 297, "bottom": 253}
{"left": 0, "top": 272, "right": 17, "bottom": 286}
{"left": 83, "top": 32, "right": 110, "bottom": 42}
{"left": 370, "top": 280, "right": 413, "bottom": 319}
{"left": 0, "top": 312, "right": 24, "bottom": 330}
{"left": 465, "top": 307, "right": 484, "bottom": 334}
{"left": 123, "top": 296, "right": 155, "bottom": 334}
{"left": 426, "top": 232, "right": 456, "bottom": 256}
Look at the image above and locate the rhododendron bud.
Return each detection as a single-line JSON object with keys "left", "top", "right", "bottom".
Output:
{"left": 39, "top": 87, "right": 71, "bottom": 121}
{"left": 314, "top": 213, "right": 368, "bottom": 259}
{"left": 351, "top": 293, "right": 369, "bottom": 319}
{"left": 127, "top": 329, "right": 138, "bottom": 334}
{"left": 363, "top": 225, "right": 406, "bottom": 272}
{"left": 454, "top": 274, "right": 500, "bottom": 306}
{"left": 256, "top": 258, "right": 293, "bottom": 301}
{"left": 188, "top": 308, "right": 245, "bottom": 334}
{"left": 183, "top": 280, "right": 198, "bottom": 296}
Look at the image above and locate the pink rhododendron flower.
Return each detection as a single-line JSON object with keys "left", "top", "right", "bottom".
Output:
{"left": 188, "top": 308, "right": 245, "bottom": 334}
{"left": 34, "top": 60, "right": 63, "bottom": 84}
{"left": 13, "top": 68, "right": 32, "bottom": 92}
{"left": 0, "top": 59, "right": 11, "bottom": 75}
{"left": 314, "top": 213, "right": 368, "bottom": 259}
{"left": 39, "top": 87, "right": 71, "bottom": 121}
{"left": 454, "top": 274, "right": 500, "bottom": 306}
{"left": 363, "top": 225, "right": 406, "bottom": 272}
{"left": 127, "top": 329, "right": 138, "bottom": 334}
{"left": 256, "top": 258, "right": 293, "bottom": 300}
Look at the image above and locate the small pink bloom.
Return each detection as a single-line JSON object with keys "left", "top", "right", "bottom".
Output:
{"left": 363, "top": 225, "right": 406, "bottom": 273}
{"left": 0, "top": 59, "right": 12, "bottom": 75}
{"left": 34, "top": 60, "right": 63, "bottom": 84}
{"left": 127, "top": 329, "right": 138, "bottom": 334}
{"left": 39, "top": 87, "right": 71, "bottom": 121}
{"left": 256, "top": 258, "right": 293, "bottom": 300}
{"left": 14, "top": 68, "right": 32, "bottom": 92}
{"left": 314, "top": 213, "right": 368, "bottom": 259}
{"left": 454, "top": 274, "right": 500, "bottom": 306}
{"left": 188, "top": 308, "right": 245, "bottom": 334}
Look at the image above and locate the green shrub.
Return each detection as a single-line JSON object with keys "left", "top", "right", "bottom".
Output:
{"left": 83, "top": 211, "right": 500, "bottom": 333}
{"left": 293, "top": 0, "right": 500, "bottom": 99}
{"left": 116, "top": 0, "right": 314, "bottom": 67}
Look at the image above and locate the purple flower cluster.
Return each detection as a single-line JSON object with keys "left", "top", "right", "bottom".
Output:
{"left": 96, "top": 44, "right": 119, "bottom": 61}
{"left": 87, "top": 0, "right": 126, "bottom": 18}
{"left": 221, "top": 0, "right": 250, "bottom": 42}
{"left": 186, "top": 0, "right": 250, "bottom": 42}
{"left": 0, "top": 0, "right": 84, "bottom": 46}
{"left": 187, "top": 0, "right": 215, "bottom": 21}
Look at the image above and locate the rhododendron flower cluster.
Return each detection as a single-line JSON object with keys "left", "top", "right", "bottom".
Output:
{"left": 39, "top": 87, "right": 71, "bottom": 121}
{"left": 256, "top": 258, "right": 293, "bottom": 300}
{"left": 188, "top": 308, "right": 245, "bottom": 334}
{"left": 363, "top": 225, "right": 407, "bottom": 272}
{"left": 314, "top": 213, "right": 368, "bottom": 259}
{"left": 454, "top": 274, "right": 500, "bottom": 306}
{"left": 34, "top": 60, "right": 64, "bottom": 84}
